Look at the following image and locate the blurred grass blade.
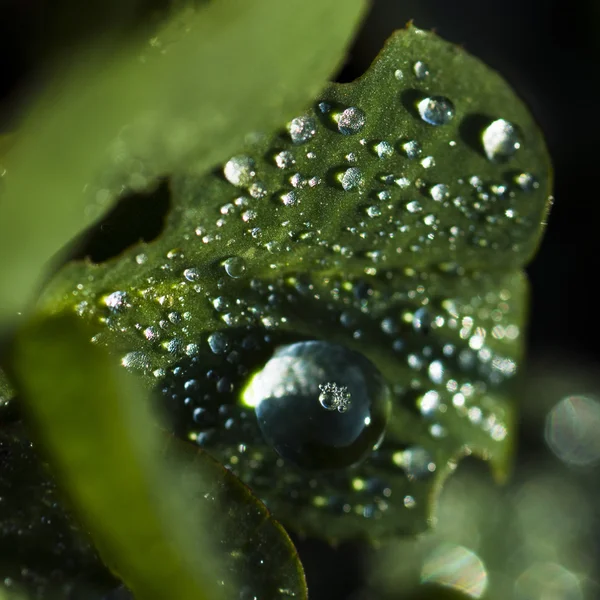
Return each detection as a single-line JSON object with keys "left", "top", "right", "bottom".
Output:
{"left": 10, "top": 314, "right": 219, "bottom": 600}
{"left": 0, "top": 0, "right": 366, "bottom": 320}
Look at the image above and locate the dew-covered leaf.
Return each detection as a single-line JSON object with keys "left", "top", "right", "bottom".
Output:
{"left": 0, "top": 421, "right": 113, "bottom": 600}
{"left": 0, "top": 0, "right": 366, "bottom": 320}
{"left": 9, "top": 314, "right": 307, "bottom": 599}
{"left": 37, "top": 26, "right": 552, "bottom": 541}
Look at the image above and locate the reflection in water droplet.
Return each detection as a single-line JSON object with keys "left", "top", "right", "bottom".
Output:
{"left": 421, "top": 544, "right": 488, "bottom": 599}
{"left": 223, "top": 256, "right": 246, "bottom": 278}
{"left": 417, "top": 96, "right": 455, "bottom": 126}
{"left": 318, "top": 382, "right": 352, "bottom": 413}
{"left": 482, "top": 118, "right": 521, "bottom": 161}
{"left": 545, "top": 395, "right": 600, "bottom": 467}
{"left": 243, "top": 341, "right": 391, "bottom": 470}
{"left": 288, "top": 116, "right": 317, "bottom": 144}
{"left": 223, "top": 155, "right": 255, "bottom": 187}
{"left": 337, "top": 107, "right": 366, "bottom": 135}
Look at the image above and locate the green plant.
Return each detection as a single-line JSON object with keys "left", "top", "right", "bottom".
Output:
{"left": 0, "top": 1, "right": 552, "bottom": 598}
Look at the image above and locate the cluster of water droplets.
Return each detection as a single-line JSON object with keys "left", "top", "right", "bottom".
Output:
{"left": 65, "top": 41, "right": 546, "bottom": 538}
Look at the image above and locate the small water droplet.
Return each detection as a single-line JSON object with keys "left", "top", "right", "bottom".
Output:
{"left": 406, "top": 200, "right": 422, "bottom": 214}
{"left": 430, "top": 184, "right": 450, "bottom": 201}
{"left": 207, "top": 332, "right": 230, "bottom": 354}
{"left": 248, "top": 181, "right": 267, "bottom": 198}
{"left": 374, "top": 141, "right": 394, "bottom": 158}
{"left": 274, "top": 150, "right": 296, "bottom": 169}
{"left": 366, "top": 205, "right": 382, "bottom": 218}
{"left": 413, "top": 61, "right": 429, "bottom": 79}
{"left": 417, "top": 96, "right": 455, "bottom": 126}
{"left": 482, "top": 119, "right": 521, "bottom": 161}
{"left": 337, "top": 107, "right": 366, "bottom": 135}
{"left": 413, "top": 307, "right": 431, "bottom": 333}
{"left": 223, "top": 256, "right": 246, "bottom": 278}
{"left": 514, "top": 172, "right": 539, "bottom": 191}
{"left": 338, "top": 167, "right": 364, "bottom": 191}
{"left": 281, "top": 190, "right": 299, "bottom": 206}
{"left": 183, "top": 268, "right": 201, "bottom": 282}
{"left": 401, "top": 140, "right": 422, "bottom": 159}
{"left": 288, "top": 116, "right": 317, "bottom": 144}
{"left": 223, "top": 155, "right": 256, "bottom": 187}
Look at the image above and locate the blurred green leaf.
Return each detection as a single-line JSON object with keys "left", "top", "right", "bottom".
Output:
{"left": 0, "top": 0, "right": 366, "bottom": 320}
{"left": 38, "top": 25, "right": 551, "bottom": 541}
{"left": 9, "top": 314, "right": 307, "bottom": 599}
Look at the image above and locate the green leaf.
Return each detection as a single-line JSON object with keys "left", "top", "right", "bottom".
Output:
{"left": 0, "top": 0, "right": 366, "bottom": 321}
{"left": 9, "top": 314, "right": 307, "bottom": 599}
{"left": 37, "top": 25, "right": 552, "bottom": 541}
{"left": 0, "top": 421, "right": 112, "bottom": 600}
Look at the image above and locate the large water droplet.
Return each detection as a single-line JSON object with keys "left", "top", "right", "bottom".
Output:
{"left": 244, "top": 341, "right": 391, "bottom": 470}
{"left": 223, "top": 155, "right": 255, "bottom": 187}
{"left": 417, "top": 96, "right": 455, "bottom": 126}
{"left": 337, "top": 107, "right": 366, "bottom": 135}
{"left": 288, "top": 116, "right": 317, "bottom": 144}
{"left": 482, "top": 119, "right": 521, "bottom": 161}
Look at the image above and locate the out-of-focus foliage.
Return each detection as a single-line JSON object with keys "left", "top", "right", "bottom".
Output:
{"left": 0, "top": 0, "right": 366, "bottom": 320}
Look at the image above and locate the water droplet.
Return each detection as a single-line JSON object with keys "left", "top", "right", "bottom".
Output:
{"left": 288, "top": 116, "right": 317, "bottom": 144}
{"left": 413, "top": 61, "right": 429, "bottom": 79}
{"left": 103, "top": 291, "right": 128, "bottom": 311}
{"left": 374, "top": 141, "right": 394, "bottom": 158}
{"left": 248, "top": 181, "right": 267, "bottom": 198}
{"left": 183, "top": 268, "right": 201, "bottom": 282}
{"left": 430, "top": 184, "right": 450, "bottom": 201}
{"left": 417, "top": 96, "right": 455, "bottom": 126}
{"left": 394, "top": 69, "right": 404, "bottom": 80}
{"left": 338, "top": 167, "right": 364, "bottom": 191}
{"left": 413, "top": 307, "right": 431, "bottom": 333}
{"left": 400, "top": 140, "right": 422, "bottom": 159}
{"left": 337, "top": 107, "right": 366, "bottom": 135}
{"left": 482, "top": 119, "right": 521, "bottom": 161}
{"left": 223, "top": 155, "right": 256, "bottom": 187}
{"left": 281, "top": 190, "right": 299, "bottom": 206}
{"left": 366, "top": 205, "right": 382, "bottom": 218}
{"left": 274, "top": 150, "right": 296, "bottom": 169}
{"left": 223, "top": 256, "right": 246, "bottom": 278}
{"left": 207, "top": 332, "right": 230, "bottom": 354}
{"left": 244, "top": 341, "right": 391, "bottom": 470}
{"left": 406, "top": 200, "right": 422, "bottom": 213}
{"left": 514, "top": 172, "right": 539, "bottom": 191}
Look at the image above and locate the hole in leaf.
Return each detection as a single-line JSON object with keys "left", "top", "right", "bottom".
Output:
{"left": 68, "top": 178, "right": 171, "bottom": 264}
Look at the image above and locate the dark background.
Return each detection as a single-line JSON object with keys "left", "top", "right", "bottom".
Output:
{"left": 2, "top": 1, "right": 598, "bottom": 598}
